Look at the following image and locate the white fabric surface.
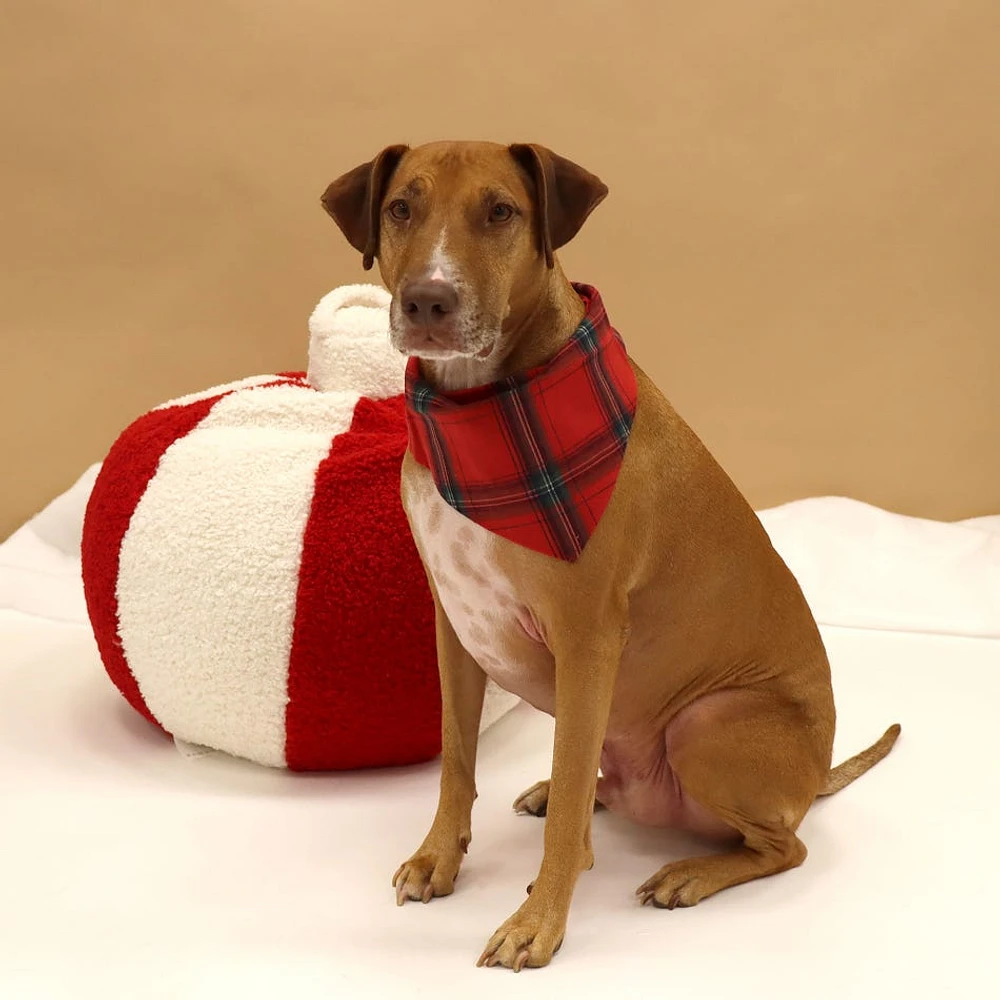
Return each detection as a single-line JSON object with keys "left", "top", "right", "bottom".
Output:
{"left": 1, "top": 610, "right": 996, "bottom": 998}
{"left": 0, "top": 463, "right": 99, "bottom": 625}
{"left": 758, "top": 497, "right": 1000, "bottom": 639}
{"left": 2, "top": 459, "right": 999, "bottom": 995}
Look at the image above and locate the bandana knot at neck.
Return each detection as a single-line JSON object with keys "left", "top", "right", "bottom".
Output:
{"left": 404, "top": 284, "right": 638, "bottom": 562}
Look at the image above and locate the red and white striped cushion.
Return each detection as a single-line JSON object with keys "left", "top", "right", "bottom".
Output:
{"left": 82, "top": 283, "right": 520, "bottom": 769}
{"left": 81, "top": 371, "right": 446, "bottom": 770}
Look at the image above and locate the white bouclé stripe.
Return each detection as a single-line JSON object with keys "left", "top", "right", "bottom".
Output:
{"left": 196, "top": 383, "right": 359, "bottom": 435}
{"left": 154, "top": 374, "right": 287, "bottom": 410}
{"left": 116, "top": 383, "right": 358, "bottom": 767}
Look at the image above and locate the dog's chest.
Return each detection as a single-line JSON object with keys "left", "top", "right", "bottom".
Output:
{"left": 403, "top": 464, "right": 554, "bottom": 709}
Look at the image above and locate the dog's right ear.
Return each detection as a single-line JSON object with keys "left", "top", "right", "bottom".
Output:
{"left": 321, "top": 145, "right": 409, "bottom": 270}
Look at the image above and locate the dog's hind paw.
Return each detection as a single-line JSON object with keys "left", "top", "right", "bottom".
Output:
{"left": 513, "top": 780, "right": 551, "bottom": 817}
{"left": 514, "top": 780, "right": 605, "bottom": 818}
{"left": 636, "top": 862, "right": 709, "bottom": 909}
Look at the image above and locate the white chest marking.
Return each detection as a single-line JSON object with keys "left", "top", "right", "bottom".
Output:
{"left": 406, "top": 472, "right": 547, "bottom": 689}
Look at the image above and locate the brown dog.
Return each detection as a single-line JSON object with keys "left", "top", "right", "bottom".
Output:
{"left": 321, "top": 141, "right": 900, "bottom": 971}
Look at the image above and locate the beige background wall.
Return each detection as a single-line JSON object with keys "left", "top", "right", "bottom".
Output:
{"left": 2, "top": 0, "right": 997, "bottom": 539}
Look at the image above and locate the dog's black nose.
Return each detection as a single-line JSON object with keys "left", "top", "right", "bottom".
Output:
{"left": 401, "top": 280, "right": 458, "bottom": 325}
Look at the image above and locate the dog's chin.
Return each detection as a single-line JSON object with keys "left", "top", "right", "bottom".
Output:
{"left": 391, "top": 325, "right": 499, "bottom": 362}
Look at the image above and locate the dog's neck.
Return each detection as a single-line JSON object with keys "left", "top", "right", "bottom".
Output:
{"left": 421, "top": 267, "right": 586, "bottom": 393}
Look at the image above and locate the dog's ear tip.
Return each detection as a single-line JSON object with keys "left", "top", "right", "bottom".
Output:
{"left": 508, "top": 142, "right": 540, "bottom": 164}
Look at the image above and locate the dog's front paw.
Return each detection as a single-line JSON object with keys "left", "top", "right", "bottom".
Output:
{"left": 392, "top": 837, "right": 467, "bottom": 906}
{"left": 476, "top": 897, "right": 566, "bottom": 971}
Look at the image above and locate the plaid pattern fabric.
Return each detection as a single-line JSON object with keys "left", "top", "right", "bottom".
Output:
{"left": 405, "top": 284, "right": 637, "bottom": 561}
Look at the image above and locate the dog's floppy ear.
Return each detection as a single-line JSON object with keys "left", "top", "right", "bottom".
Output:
{"left": 321, "top": 144, "right": 409, "bottom": 270}
{"left": 508, "top": 144, "right": 608, "bottom": 268}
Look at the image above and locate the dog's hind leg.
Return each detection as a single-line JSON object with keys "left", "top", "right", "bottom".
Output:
{"left": 636, "top": 689, "right": 826, "bottom": 909}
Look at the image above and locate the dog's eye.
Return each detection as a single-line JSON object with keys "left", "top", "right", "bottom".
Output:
{"left": 490, "top": 203, "right": 514, "bottom": 223}
{"left": 388, "top": 199, "right": 410, "bottom": 221}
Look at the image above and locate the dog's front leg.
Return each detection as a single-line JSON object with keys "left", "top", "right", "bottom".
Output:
{"left": 478, "top": 618, "right": 624, "bottom": 971}
{"left": 393, "top": 595, "right": 486, "bottom": 904}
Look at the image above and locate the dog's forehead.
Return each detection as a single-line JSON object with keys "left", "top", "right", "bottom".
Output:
{"left": 393, "top": 142, "right": 528, "bottom": 198}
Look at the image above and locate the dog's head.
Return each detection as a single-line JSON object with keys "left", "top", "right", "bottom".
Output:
{"left": 321, "top": 141, "right": 607, "bottom": 365}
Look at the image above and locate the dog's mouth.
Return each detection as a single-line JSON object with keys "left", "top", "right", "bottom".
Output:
{"left": 390, "top": 318, "right": 498, "bottom": 361}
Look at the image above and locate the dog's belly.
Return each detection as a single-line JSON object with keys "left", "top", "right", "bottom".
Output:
{"left": 404, "top": 467, "right": 556, "bottom": 712}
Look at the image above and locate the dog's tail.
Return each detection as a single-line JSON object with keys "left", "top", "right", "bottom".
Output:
{"left": 817, "top": 723, "right": 902, "bottom": 797}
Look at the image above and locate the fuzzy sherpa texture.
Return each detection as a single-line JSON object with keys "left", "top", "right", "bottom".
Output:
{"left": 308, "top": 283, "right": 403, "bottom": 397}
{"left": 81, "top": 284, "right": 520, "bottom": 770}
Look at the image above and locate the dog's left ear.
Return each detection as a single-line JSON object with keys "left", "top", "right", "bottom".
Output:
{"left": 321, "top": 144, "right": 409, "bottom": 270}
{"left": 508, "top": 144, "right": 608, "bottom": 268}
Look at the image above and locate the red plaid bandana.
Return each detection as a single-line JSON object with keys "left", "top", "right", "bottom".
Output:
{"left": 404, "top": 284, "right": 637, "bottom": 561}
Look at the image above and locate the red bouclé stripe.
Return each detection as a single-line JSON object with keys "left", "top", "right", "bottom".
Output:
{"left": 284, "top": 395, "right": 441, "bottom": 771}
